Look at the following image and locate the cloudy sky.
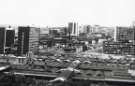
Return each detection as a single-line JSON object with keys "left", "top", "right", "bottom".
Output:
{"left": 0, "top": 0, "right": 135, "bottom": 27}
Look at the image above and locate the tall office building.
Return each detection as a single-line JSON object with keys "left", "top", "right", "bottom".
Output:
{"left": 29, "top": 27, "right": 40, "bottom": 53}
{"left": 17, "top": 26, "right": 30, "bottom": 56}
{"left": 68, "top": 22, "right": 79, "bottom": 36}
{"left": 6, "top": 30, "right": 15, "bottom": 47}
{"left": 114, "top": 27, "right": 117, "bottom": 41}
{"left": 68, "top": 22, "right": 74, "bottom": 35}
{"left": 82, "top": 25, "right": 92, "bottom": 34}
{"left": 0, "top": 27, "right": 6, "bottom": 54}
{"left": 115, "top": 27, "right": 135, "bottom": 41}
{"left": 17, "top": 26, "right": 40, "bottom": 56}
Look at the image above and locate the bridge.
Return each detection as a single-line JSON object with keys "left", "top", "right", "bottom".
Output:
{"left": 0, "top": 64, "right": 10, "bottom": 72}
{"left": 3, "top": 70, "right": 135, "bottom": 83}
{"left": 1, "top": 60, "right": 135, "bottom": 85}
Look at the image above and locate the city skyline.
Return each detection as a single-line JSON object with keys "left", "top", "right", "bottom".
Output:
{"left": 0, "top": 0, "right": 135, "bottom": 27}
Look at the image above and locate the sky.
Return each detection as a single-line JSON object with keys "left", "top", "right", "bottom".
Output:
{"left": 0, "top": 0, "right": 135, "bottom": 27}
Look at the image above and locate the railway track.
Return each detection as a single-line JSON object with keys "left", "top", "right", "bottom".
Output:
{"left": 3, "top": 68, "right": 135, "bottom": 83}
